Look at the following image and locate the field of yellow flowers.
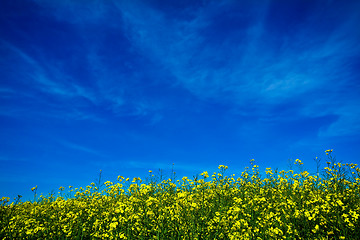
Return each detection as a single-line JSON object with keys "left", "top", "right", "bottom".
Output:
{"left": 1, "top": 150, "right": 359, "bottom": 239}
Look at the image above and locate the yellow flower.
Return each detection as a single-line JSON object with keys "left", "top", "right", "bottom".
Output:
{"left": 337, "top": 200, "right": 344, "bottom": 206}
{"left": 109, "top": 221, "right": 118, "bottom": 230}
{"left": 295, "top": 159, "right": 303, "bottom": 165}
{"left": 119, "top": 233, "right": 127, "bottom": 239}
{"left": 301, "top": 171, "right": 309, "bottom": 177}
{"left": 200, "top": 171, "right": 209, "bottom": 178}
{"left": 104, "top": 181, "right": 112, "bottom": 186}
{"left": 312, "top": 225, "right": 319, "bottom": 233}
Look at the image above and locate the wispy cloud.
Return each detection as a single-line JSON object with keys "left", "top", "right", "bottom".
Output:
{"left": 59, "top": 141, "right": 106, "bottom": 157}
{"left": 2, "top": 0, "right": 359, "bottom": 135}
{"left": 32, "top": 0, "right": 114, "bottom": 25}
{"left": 126, "top": 159, "right": 207, "bottom": 174}
{"left": 1, "top": 40, "right": 102, "bottom": 120}
{"left": 317, "top": 102, "right": 360, "bottom": 137}
{"left": 115, "top": 0, "right": 360, "bottom": 136}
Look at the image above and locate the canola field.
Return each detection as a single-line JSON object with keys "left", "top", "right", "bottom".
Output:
{"left": 1, "top": 150, "right": 359, "bottom": 239}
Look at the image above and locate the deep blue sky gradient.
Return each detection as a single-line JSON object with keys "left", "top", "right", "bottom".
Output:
{"left": 1, "top": 0, "right": 360, "bottom": 201}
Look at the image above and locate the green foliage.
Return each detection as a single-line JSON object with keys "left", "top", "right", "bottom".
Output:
{"left": 1, "top": 150, "right": 359, "bottom": 239}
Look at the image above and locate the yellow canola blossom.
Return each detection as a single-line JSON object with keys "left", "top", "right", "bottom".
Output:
{"left": 1, "top": 151, "right": 360, "bottom": 239}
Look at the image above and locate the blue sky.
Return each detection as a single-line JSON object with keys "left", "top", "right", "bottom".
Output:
{"left": 1, "top": 0, "right": 360, "bottom": 201}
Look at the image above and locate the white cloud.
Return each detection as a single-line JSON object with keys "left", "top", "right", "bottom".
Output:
{"left": 126, "top": 159, "right": 206, "bottom": 173}
{"left": 33, "top": 0, "right": 111, "bottom": 25}
{"left": 4, "top": 1, "right": 359, "bottom": 135}
{"left": 59, "top": 141, "right": 106, "bottom": 157}
{"left": 1, "top": 41, "right": 104, "bottom": 119}
{"left": 114, "top": 1, "right": 360, "bottom": 137}
{"left": 318, "top": 104, "right": 360, "bottom": 137}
